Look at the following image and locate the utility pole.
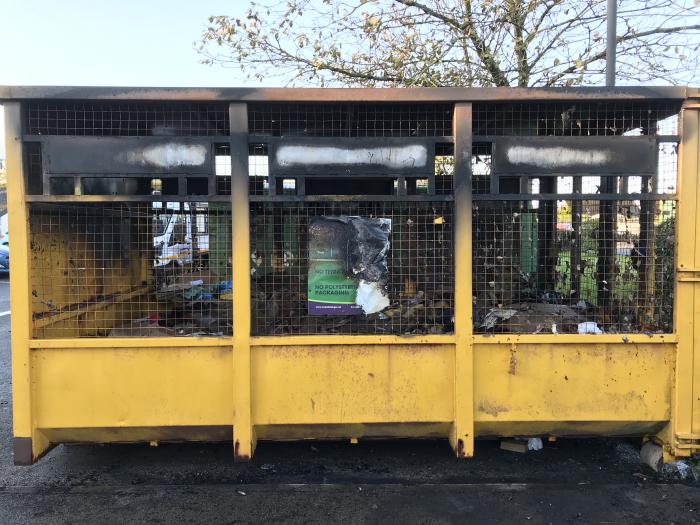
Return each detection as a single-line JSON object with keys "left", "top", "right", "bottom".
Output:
{"left": 606, "top": 0, "right": 617, "bottom": 86}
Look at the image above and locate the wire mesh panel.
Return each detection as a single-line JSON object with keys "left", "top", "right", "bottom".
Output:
{"left": 250, "top": 201, "right": 454, "bottom": 335}
{"left": 472, "top": 102, "right": 680, "bottom": 137}
{"left": 658, "top": 141, "right": 679, "bottom": 194}
{"left": 472, "top": 199, "right": 675, "bottom": 334}
{"left": 470, "top": 101, "right": 679, "bottom": 334}
{"left": 435, "top": 142, "right": 454, "bottom": 195}
{"left": 471, "top": 178, "right": 678, "bottom": 334}
{"left": 215, "top": 143, "right": 232, "bottom": 195}
{"left": 249, "top": 143, "right": 270, "bottom": 195}
{"left": 24, "top": 141, "right": 44, "bottom": 195}
{"left": 29, "top": 202, "right": 232, "bottom": 338}
{"left": 25, "top": 101, "right": 230, "bottom": 136}
{"left": 248, "top": 103, "right": 454, "bottom": 137}
{"left": 472, "top": 142, "right": 492, "bottom": 194}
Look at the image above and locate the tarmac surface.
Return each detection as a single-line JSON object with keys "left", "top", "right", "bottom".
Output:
{"left": 0, "top": 275, "right": 698, "bottom": 523}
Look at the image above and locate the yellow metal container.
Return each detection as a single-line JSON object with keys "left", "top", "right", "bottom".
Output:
{"left": 2, "top": 87, "right": 700, "bottom": 464}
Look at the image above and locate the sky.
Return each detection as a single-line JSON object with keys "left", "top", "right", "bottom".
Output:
{"left": 0, "top": 0, "right": 264, "bottom": 87}
{"left": 0, "top": 0, "right": 275, "bottom": 156}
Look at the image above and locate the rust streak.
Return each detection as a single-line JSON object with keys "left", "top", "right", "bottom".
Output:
{"left": 508, "top": 347, "right": 518, "bottom": 375}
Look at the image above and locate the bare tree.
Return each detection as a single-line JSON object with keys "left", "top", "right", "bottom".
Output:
{"left": 197, "top": 0, "right": 700, "bottom": 87}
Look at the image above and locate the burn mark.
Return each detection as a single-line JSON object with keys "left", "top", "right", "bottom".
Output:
{"left": 233, "top": 440, "right": 251, "bottom": 462}
{"left": 457, "top": 438, "right": 465, "bottom": 458}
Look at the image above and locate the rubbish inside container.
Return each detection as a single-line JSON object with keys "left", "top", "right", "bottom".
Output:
{"left": 481, "top": 303, "right": 583, "bottom": 334}
{"left": 250, "top": 202, "right": 454, "bottom": 336}
{"left": 578, "top": 321, "right": 604, "bottom": 334}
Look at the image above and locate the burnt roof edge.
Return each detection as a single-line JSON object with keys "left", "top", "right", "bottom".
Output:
{"left": 0, "top": 85, "right": 696, "bottom": 103}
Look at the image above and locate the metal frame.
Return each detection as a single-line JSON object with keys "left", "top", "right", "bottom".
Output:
{"left": 3, "top": 86, "right": 699, "bottom": 464}
{"left": 1, "top": 85, "right": 695, "bottom": 102}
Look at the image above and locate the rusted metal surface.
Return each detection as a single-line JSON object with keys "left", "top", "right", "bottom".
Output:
{"left": 475, "top": 421, "right": 668, "bottom": 437}
{"left": 0, "top": 85, "right": 694, "bottom": 103}
{"left": 254, "top": 422, "right": 451, "bottom": 440}
{"left": 41, "top": 425, "right": 232, "bottom": 443}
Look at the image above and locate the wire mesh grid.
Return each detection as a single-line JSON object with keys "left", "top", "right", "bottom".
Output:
{"left": 472, "top": 102, "right": 681, "bottom": 137}
{"left": 472, "top": 142, "right": 492, "bottom": 194}
{"left": 248, "top": 103, "right": 454, "bottom": 137}
{"left": 29, "top": 202, "right": 232, "bottom": 338}
{"left": 657, "top": 141, "right": 679, "bottom": 194}
{"left": 25, "top": 141, "right": 44, "bottom": 195}
{"left": 25, "top": 101, "right": 230, "bottom": 136}
{"left": 250, "top": 201, "right": 454, "bottom": 335}
{"left": 472, "top": 198, "right": 675, "bottom": 334}
{"left": 434, "top": 141, "right": 494, "bottom": 197}
{"left": 215, "top": 143, "right": 232, "bottom": 195}
{"left": 249, "top": 143, "right": 270, "bottom": 195}
{"left": 435, "top": 142, "right": 454, "bottom": 195}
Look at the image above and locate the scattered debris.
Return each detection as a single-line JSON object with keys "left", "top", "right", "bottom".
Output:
{"left": 481, "top": 308, "right": 518, "bottom": 330}
{"left": 356, "top": 280, "right": 390, "bottom": 315}
{"left": 578, "top": 321, "right": 603, "bottom": 334}
{"left": 661, "top": 461, "right": 699, "bottom": 482}
{"left": 482, "top": 303, "right": 583, "bottom": 334}
{"left": 109, "top": 318, "right": 182, "bottom": 337}
{"left": 109, "top": 273, "right": 233, "bottom": 337}
{"left": 501, "top": 437, "right": 544, "bottom": 453}
{"left": 501, "top": 439, "right": 528, "bottom": 454}
{"left": 541, "top": 291, "right": 563, "bottom": 304}
{"left": 571, "top": 300, "right": 593, "bottom": 311}
{"left": 614, "top": 441, "right": 641, "bottom": 464}
{"left": 527, "top": 438, "right": 543, "bottom": 451}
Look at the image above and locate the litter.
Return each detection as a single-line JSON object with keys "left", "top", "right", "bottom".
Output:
{"left": 356, "top": 280, "right": 390, "bottom": 315}
{"left": 481, "top": 303, "right": 583, "bottom": 334}
{"left": 480, "top": 308, "right": 518, "bottom": 329}
{"left": 527, "top": 438, "right": 543, "bottom": 451}
{"left": 578, "top": 321, "right": 603, "bottom": 334}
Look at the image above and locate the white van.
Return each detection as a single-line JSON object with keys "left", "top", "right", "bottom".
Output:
{"left": 152, "top": 203, "right": 209, "bottom": 268}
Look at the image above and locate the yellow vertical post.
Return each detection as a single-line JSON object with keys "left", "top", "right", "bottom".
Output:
{"left": 229, "top": 103, "right": 255, "bottom": 460}
{"left": 671, "top": 104, "right": 699, "bottom": 456}
{"left": 4, "top": 103, "right": 49, "bottom": 463}
{"left": 451, "top": 103, "right": 474, "bottom": 457}
{"left": 695, "top": 108, "right": 700, "bottom": 439}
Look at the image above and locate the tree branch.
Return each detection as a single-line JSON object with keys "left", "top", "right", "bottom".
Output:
{"left": 545, "top": 22, "right": 700, "bottom": 86}
{"left": 461, "top": 0, "right": 510, "bottom": 86}
{"left": 510, "top": 1, "right": 529, "bottom": 86}
{"left": 393, "top": 0, "right": 510, "bottom": 85}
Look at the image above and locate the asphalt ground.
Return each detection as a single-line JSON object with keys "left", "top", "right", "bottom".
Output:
{"left": 0, "top": 275, "right": 698, "bottom": 524}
